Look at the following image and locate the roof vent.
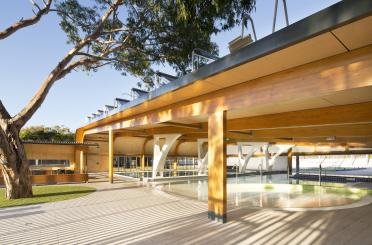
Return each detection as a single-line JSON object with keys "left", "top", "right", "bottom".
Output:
{"left": 114, "top": 98, "right": 129, "bottom": 108}
{"left": 104, "top": 105, "right": 115, "bottom": 114}
{"left": 131, "top": 88, "right": 148, "bottom": 98}
{"left": 154, "top": 71, "right": 178, "bottom": 88}
{"left": 155, "top": 71, "right": 177, "bottom": 82}
{"left": 97, "top": 110, "right": 104, "bottom": 116}
{"left": 191, "top": 48, "right": 219, "bottom": 71}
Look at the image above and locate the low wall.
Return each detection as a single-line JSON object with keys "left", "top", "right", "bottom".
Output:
{"left": 0, "top": 174, "right": 88, "bottom": 186}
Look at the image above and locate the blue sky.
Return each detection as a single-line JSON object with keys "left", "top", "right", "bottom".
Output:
{"left": 0, "top": 0, "right": 340, "bottom": 131}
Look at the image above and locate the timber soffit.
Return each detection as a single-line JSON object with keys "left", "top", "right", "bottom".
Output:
{"left": 80, "top": 0, "right": 372, "bottom": 130}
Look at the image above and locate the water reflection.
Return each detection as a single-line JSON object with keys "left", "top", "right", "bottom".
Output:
{"left": 158, "top": 174, "right": 367, "bottom": 209}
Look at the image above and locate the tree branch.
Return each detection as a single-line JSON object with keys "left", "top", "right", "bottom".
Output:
{"left": 0, "top": 100, "right": 11, "bottom": 120}
{"left": 11, "top": 0, "right": 124, "bottom": 129}
{"left": 57, "top": 58, "right": 98, "bottom": 79}
{"left": 89, "top": 61, "right": 115, "bottom": 70}
{"left": 0, "top": 0, "right": 52, "bottom": 40}
{"left": 102, "top": 27, "right": 128, "bottom": 34}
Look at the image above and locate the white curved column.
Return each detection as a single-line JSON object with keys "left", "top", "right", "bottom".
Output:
{"left": 264, "top": 144, "right": 270, "bottom": 171}
{"left": 265, "top": 144, "right": 294, "bottom": 171}
{"left": 197, "top": 138, "right": 208, "bottom": 175}
{"left": 238, "top": 142, "right": 267, "bottom": 174}
{"left": 152, "top": 134, "right": 181, "bottom": 178}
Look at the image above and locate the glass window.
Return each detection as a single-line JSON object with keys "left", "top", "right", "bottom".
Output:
{"left": 28, "top": 159, "right": 70, "bottom": 167}
{"left": 28, "top": 160, "right": 36, "bottom": 166}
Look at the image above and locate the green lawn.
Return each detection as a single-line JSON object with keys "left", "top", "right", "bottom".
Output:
{"left": 0, "top": 185, "right": 96, "bottom": 208}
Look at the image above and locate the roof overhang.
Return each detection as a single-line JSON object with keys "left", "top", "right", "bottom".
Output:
{"left": 78, "top": 0, "right": 372, "bottom": 133}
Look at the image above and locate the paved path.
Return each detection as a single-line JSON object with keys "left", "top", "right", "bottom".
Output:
{"left": 1, "top": 179, "right": 372, "bottom": 245}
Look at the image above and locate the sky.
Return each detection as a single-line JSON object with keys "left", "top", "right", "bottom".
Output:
{"left": 0, "top": 0, "right": 340, "bottom": 131}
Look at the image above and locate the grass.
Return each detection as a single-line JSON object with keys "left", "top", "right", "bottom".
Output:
{"left": 0, "top": 185, "right": 96, "bottom": 208}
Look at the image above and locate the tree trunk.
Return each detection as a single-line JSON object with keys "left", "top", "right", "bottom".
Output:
{"left": 0, "top": 122, "right": 33, "bottom": 199}
{"left": 1, "top": 160, "right": 32, "bottom": 199}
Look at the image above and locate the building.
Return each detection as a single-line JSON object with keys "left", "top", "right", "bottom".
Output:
{"left": 18, "top": 0, "right": 372, "bottom": 222}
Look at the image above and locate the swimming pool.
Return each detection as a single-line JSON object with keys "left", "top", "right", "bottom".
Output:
{"left": 157, "top": 174, "right": 371, "bottom": 209}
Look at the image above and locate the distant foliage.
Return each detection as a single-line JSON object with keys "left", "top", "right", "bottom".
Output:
{"left": 20, "top": 125, "right": 75, "bottom": 142}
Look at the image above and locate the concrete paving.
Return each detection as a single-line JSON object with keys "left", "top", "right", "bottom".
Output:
{"left": 1, "top": 178, "right": 372, "bottom": 245}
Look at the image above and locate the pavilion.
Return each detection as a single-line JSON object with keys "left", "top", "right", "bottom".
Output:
{"left": 76, "top": 0, "right": 372, "bottom": 222}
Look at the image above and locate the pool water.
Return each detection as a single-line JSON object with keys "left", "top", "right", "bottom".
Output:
{"left": 157, "top": 174, "right": 369, "bottom": 209}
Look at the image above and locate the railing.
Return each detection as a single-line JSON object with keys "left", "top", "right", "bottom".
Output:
{"left": 115, "top": 169, "right": 201, "bottom": 179}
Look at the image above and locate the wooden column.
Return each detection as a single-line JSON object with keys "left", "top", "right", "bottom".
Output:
{"left": 173, "top": 159, "right": 178, "bottom": 176}
{"left": 287, "top": 149, "right": 293, "bottom": 176}
{"left": 108, "top": 129, "right": 115, "bottom": 184}
{"left": 76, "top": 145, "right": 88, "bottom": 174}
{"left": 140, "top": 154, "right": 145, "bottom": 179}
{"left": 141, "top": 155, "right": 145, "bottom": 171}
{"left": 208, "top": 110, "right": 227, "bottom": 223}
{"left": 79, "top": 150, "right": 85, "bottom": 174}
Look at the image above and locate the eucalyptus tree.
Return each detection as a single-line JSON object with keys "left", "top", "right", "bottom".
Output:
{"left": 0, "top": 0, "right": 255, "bottom": 199}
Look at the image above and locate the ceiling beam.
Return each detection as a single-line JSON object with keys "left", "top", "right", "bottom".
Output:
{"left": 144, "top": 126, "right": 206, "bottom": 135}
{"left": 227, "top": 101, "right": 372, "bottom": 131}
{"left": 247, "top": 124, "right": 372, "bottom": 138}
{"left": 159, "top": 122, "right": 202, "bottom": 129}
{"left": 134, "top": 102, "right": 372, "bottom": 135}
